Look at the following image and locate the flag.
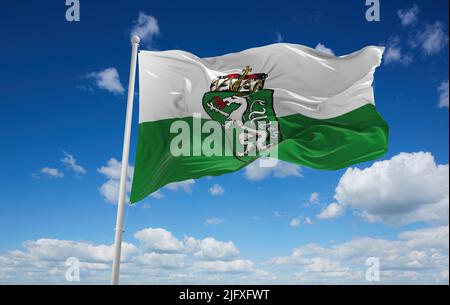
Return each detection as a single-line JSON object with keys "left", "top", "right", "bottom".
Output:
{"left": 130, "top": 43, "right": 388, "bottom": 203}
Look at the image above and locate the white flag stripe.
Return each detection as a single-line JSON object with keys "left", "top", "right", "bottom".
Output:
{"left": 138, "top": 43, "right": 384, "bottom": 123}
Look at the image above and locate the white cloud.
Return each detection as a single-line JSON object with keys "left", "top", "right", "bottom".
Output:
{"left": 438, "top": 80, "right": 449, "bottom": 109}
{"left": 384, "top": 17, "right": 447, "bottom": 66}
{"left": 309, "top": 192, "right": 320, "bottom": 205}
{"left": 273, "top": 211, "right": 286, "bottom": 218}
{"left": 97, "top": 158, "right": 133, "bottom": 204}
{"left": 194, "top": 238, "right": 239, "bottom": 261}
{"left": 290, "top": 218, "right": 301, "bottom": 227}
{"left": 205, "top": 218, "right": 225, "bottom": 225}
{"left": 276, "top": 32, "right": 283, "bottom": 43}
{"left": 384, "top": 45, "right": 402, "bottom": 63}
{"left": 397, "top": 4, "right": 420, "bottom": 26}
{"left": 242, "top": 269, "right": 277, "bottom": 282}
{"left": 134, "top": 253, "right": 187, "bottom": 269}
{"left": 415, "top": 22, "right": 449, "bottom": 56}
{"left": 134, "top": 228, "right": 184, "bottom": 253}
{"left": 315, "top": 43, "right": 334, "bottom": 56}
{"left": 303, "top": 257, "right": 352, "bottom": 277}
{"left": 98, "top": 159, "right": 194, "bottom": 203}
{"left": 0, "top": 226, "right": 448, "bottom": 284}
{"left": 334, "top": 152, "right": 449, "bottom": 226}
{"left": 61, "top": 151, "right": 86, "bottom": 175}
{"left": 150, "top": 191, "right": 165, "bottom": 199}
{"left": 317, "top": 203, "right": 345, "bottom": 220}
{"left": 87, "top": 67, "right": 124, "bottom": 95}
{"left": 22, "top": 239, "right": 137, "bottom": 263}
{"left": 131, "top": 12, "right": 160, "bottom": 48}
{"left": 35, "top": 152, "right": 84, "bottom": 179}
{"left": 97, "top": 158, "right": 126, "bottom": 180}
{"left": 192, "top": 260, "right": 253, "bottom": 273}
{"left": 399, "top": 225, "right": 449, "bottom": 250}
{"left": 35, "top": 167, "right": 63, "bottom": 178}
{"left": 384, "top": 37, "right": 413, "bottom": 66}
{"left": 165, "top": 179, "right": 195, "bottom": 193}
{"left": 439, "top": 270, "right": 449, "bottom": 282}
{"left": 0, "top": 227, "right": 257, "bottom": 284}
{"left": 99, "top": 179, "right": 122, "bottom": 204}
{"left": 133, "top": 228, "right": 239, "bottom": 261}
{"left": 0, "top": 238, "right": 137, "bottom": 283}
{"left": 304, "top": 217, "right": 313, "bottom": 225}
{"left": 269, "top": 226, "right": 449, "bottom": 284}
{"left": 208, "top": 184, "right": 224, "bottom": 196}
{"left": 244, "top": 158, "right": 302, "bottom": 181}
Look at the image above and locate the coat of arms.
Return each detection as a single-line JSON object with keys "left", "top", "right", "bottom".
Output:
{"left": 202, "top": 66, "right": 281, "bottom": 161}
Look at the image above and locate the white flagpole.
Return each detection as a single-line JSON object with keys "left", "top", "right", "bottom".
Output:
{"left": 111, "top": 35, "right": 140, "bottom": 285}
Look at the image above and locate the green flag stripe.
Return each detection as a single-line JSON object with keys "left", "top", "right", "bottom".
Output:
{"left": 130, "top": 104, "right": 388, "bottom": 203}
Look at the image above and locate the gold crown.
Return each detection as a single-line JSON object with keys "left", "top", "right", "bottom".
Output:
{"left": 210, "top": 66, "right": 267, "bottom": 93}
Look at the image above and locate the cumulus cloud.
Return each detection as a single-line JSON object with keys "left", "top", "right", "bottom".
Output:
{"left": 149, "top": 231, "right": 249, "bottom": 272}
{"left": 97, "top": 158, "right": 195, "bottom": 203}
{"left": 87, "top": 67, "right": 124, "bottom": 95}
{"left": 0, "top": 226, "right": 448, "bottom": 284}
{"left": 34, "top": 152, "right": 85, "bottom": 179}
{"left": 134, "top": 228, "right": 184, "bottom": 253}
{"left": 317, "top": 203, "right": 345, "bottom": 220}
{"left": 0, "top": 227, "right": 254, "bottom": 284}
{"left": 244, "top": 158, "right": 302, "bottom": 181}
{"left": 97, "top": 158, "right": 126, "bottom": 180}
{"left": 290, "top": 218, "right": 301, "bottom": 227}
{"left": 98, "top": 179, "right": 123, "bottom": 204}
{"left": 134, "top": 252, "right": 187, "bottom": 269}
{"left": 303, "top": 257, "right": 352, "bottom": 277}
{"left": 166, "top": 179, "right": 195, "bottom": 193}
{"left": 131, "top": 12, "right": 160, "bottom": 48}
{"left": 384, "top": 37, "right": 413, "bottom": 66}
{"left": 309, "top": 192, "right": 320, "bottom": 205}
{"left": 384, "top": 14, "right": 447, "bottom": 67}
{"left": 208, "top": 184, "right": 224, "bottom": 196}
{"left": 414, "top": 22, "right": 449, "bottom": 56}
{"left": 34, "top": 167, "right": 63, "bottom": 178}
{"left": 399, "top": 225, "right": 449, "bottom": 250}
{"left": 438, "top": 80, "right": 449, "bottom": 109}
{"left": 97, "top": 158, "right": 133, "bottom": 204}
{"left": 269, "top": 226, "right": 449, "bottom": 284}
{"left": 134, "top": 228, "right": 240, "bottom": 261}
{"left": 315, "top": 43, "right": 334, "bottom": 56}
{"left": 150, "top": 191, "right": 165, "bottom": 199}
{"left": 273, "top": 211, "right": 286, "bottom": 218}
{"left": 192, "top": 260, "right": 253, "bottom": 273}
{"left": 397, "top": 4, "right": 420, "bottom": 26}
{"left": 0, "top": 238, "right": 138, "bottom": 284}
{"left": 194, "top": 238, "right": 240, "bottom": 261}
{"left": 61, "top": 151, "right": 86, "bottom": 175}
{"left": 22, "top": 239, "right": 137, "bottom": 263}
{"left": 304, "top": 217, "right": 313, "bottom": 225}
{"left": 334, "top": 152, "right": 449, "bottom": 226}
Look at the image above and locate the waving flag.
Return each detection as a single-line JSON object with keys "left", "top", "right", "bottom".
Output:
{"left": 130, "top": 43, "right": 388, "bottom": 203}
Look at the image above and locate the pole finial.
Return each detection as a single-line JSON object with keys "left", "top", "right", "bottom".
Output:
{"left": 131, "top": 35, "right": 140, "bottom": 45}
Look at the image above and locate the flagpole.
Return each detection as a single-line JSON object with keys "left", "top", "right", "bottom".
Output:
{"left": 111, "top": 35, "right": 140, "bottom": 285}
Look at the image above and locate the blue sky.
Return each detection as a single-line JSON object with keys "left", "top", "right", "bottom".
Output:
{"left": 0, "top": 0, "right": 448, "bottom": 284}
